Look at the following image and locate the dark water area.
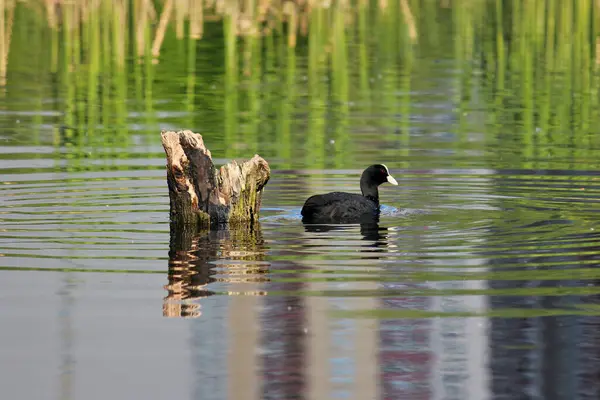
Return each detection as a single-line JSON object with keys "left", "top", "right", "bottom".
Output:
{"left": 3, "top": 2, "right": 600, "bottom": 399}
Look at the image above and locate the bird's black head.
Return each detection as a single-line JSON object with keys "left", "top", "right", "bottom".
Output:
{"left": 362, "top": 164, "right": 398, "bottom": 187}
{"left": 360, "top": 164, "right": 398, "bottom": 201}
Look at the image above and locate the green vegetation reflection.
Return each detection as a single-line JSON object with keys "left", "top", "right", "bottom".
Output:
{"left": 2, "top": 1, "right": 598, "bottom": 172}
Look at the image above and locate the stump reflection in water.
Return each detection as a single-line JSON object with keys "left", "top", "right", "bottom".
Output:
{"left": 164, "top": 223, "right": 269, "bottom": 318}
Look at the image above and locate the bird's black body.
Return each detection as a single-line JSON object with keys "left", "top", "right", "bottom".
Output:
{"left": 301, "top": 164, "right": 398, "bottom": 224}
{"left": 301, "top": 192, "right": 380, "bottom": 224}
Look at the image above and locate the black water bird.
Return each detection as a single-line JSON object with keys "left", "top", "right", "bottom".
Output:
{"left": 301, "top": 164, "right": 398, "bottom": 224}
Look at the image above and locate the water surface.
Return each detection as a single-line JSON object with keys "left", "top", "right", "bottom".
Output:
{"left": 2, "top": 3, "right": 600, "bottom": 400}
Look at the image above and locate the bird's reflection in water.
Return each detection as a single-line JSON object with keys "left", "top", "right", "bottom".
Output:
{"left": 163, "top": 223, "right": 269, "bottom": 318}
{"left": 303, "top": 221, "right": 387, "bottom": 238}
{"left": 303, "top": 222, "right": 391, "bottom": 257}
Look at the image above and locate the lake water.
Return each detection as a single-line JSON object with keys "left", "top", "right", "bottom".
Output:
{"left": 2, "top": 4, "right": 600, "bottom": 400}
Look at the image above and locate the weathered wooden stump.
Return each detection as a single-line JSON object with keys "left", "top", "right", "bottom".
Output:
{"left": 161, "top": 130, "right": 270, "bottom": 228}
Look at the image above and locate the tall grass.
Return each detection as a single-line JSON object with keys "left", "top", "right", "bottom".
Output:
{"left": 4, "top": 0, "right": 600, "bottom": 171}
{"left": 478, "top": 0, "right": 600, "bottom": 169}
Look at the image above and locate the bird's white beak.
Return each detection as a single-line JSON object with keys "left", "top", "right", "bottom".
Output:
{"left": 387, "top": 175, "right": 398, "bottom": 185}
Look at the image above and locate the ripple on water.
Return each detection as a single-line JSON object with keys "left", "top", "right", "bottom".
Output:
{"left": 1, "top": 153, "right": 170, "bottom": 272}
{"left": 3, "top": 153, "right": 600, "bottom": 400}
{"left": 2, "top": 162, "right": 600, "bottom": 315}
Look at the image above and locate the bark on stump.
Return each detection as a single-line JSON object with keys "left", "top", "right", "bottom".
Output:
{"left": 161, "top": 130, "right": 270, "bottom": 229}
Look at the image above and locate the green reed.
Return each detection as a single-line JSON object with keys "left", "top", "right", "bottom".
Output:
{"left": 223, "top": 14, "right": 237, "bottom": 159}
{"left": 4, "top": 0, "right": 600, "bottom": 172}
{"left": 279, "top": 44, "right": 295, "bottom": 168}
{"left": 185, "top": 35, "right": 197, "bottom": 129}
{"left": 244, "top": 32, "right": 261, "bottom": 156}
{"left": 331, "top": 0, "right": 349, "bottom": 168}
{"left": 306, "top": 5, "right": 326, "bottom": 169}
{"left": 476, "top": 0, "right": 599, "bottom": 170}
